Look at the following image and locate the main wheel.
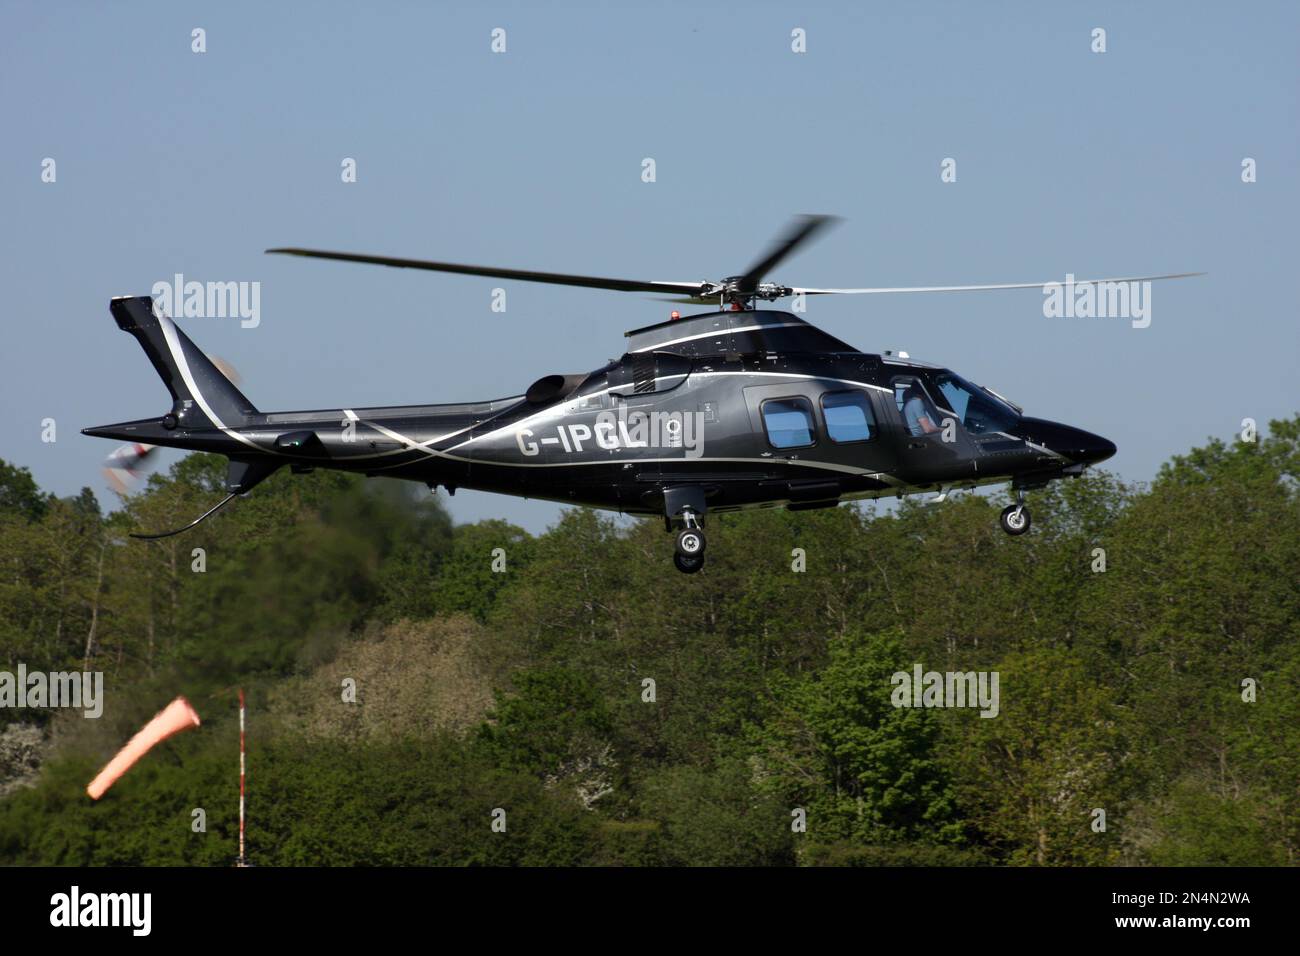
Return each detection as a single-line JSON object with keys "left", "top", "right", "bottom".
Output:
{"left": 999, "top": 504, "right": 1031, "bottom": 535}
{"left": 673, "top": 552, "right": 704, "bottom": 574}
{"left": 675, "top": 528, "right": 705, "bottom": 558}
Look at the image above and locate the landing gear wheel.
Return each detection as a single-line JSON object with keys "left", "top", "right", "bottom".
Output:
{"left": 675, "top": 528, "right": 706, "bottom": 558}
{"left": 1000, "top": 504, "right": 1031, "bottom": 535}
{"left": 673, "top": 552, "right": 704, "bottom": 574}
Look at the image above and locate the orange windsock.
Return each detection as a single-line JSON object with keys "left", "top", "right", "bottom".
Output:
{"left": 87, "top": 696, "right": 201, "bottom": 800}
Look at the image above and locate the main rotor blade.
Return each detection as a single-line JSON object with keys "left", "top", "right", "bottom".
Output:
{"left": 739, "top": 215, "right": 840, "bottom": 291}
{"left": 266, "top": 248, "right": 709, "bottom": 297}
{"left": 794, "top": 272, "right": 1206, "bottom": 295}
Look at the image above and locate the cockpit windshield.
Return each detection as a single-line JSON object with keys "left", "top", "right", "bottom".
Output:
{"left": 932, "top": 371, "right": 1021, "bottom": 435}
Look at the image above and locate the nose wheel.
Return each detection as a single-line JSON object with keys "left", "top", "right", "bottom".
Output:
{"left": 663, "top": 487, "right": 709, "bottom": 573}
{"left": 673, "top": 524, "right": 706, "bottom": 573}
{"left": 676, "top": 527, "right": 705, "bottom": 558}
{"left": 1000, "top": 502, "right": 1031, "bottom": 535}
{"left": 673, "top": 550, "right": 704, "bottom": 574}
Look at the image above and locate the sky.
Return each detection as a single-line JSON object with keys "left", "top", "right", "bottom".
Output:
{"left": 2, "top": 0, "right": 1297, "bottom": 533}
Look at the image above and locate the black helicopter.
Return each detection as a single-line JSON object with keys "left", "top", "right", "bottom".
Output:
{"left": 85, "top": 216, "right": 1200, "bottom": 572}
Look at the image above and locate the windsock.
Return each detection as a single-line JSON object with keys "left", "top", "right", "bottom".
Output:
{"left": 87, "top": 696, "right": 201, "bottom": 800}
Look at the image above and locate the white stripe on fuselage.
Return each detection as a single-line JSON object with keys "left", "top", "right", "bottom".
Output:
{"left": 441, "top": 369, "right": 892, "bottom": 454}
{"left": 630, "top": 322, "right": 807, "bottom": 353}
{"left": 214, "top": 363, "right": 902, "bottom": 477}
{"left": 347, "top": 369, "right": 903, "bottom": 481}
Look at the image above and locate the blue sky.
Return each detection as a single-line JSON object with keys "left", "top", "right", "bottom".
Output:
{"left": 3, "top": 1, "right": 1297, "bottom": 531}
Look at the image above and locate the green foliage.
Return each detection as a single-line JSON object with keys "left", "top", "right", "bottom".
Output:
{"left": 477, "top": 666, "right": 615, "bottom": 777}
{"left": 1, "top": 416, "right": 1298, "bottom": 865}
{"left": 0, "top": 726, "right": 596, "bottom": 866}
{"left": 428, "top": 519, "right": 532, "bottom": 622}
{"left": 254, "top": 735, "right": 596, "bottom": 866}
{"left": 637, "top": 757, "right": 795, "bottom": 865}
{"left": 1143, "top": 778, "right": 1288, "bottom": 867}
{"left": 800, "top": 842, "right": 989, "bottom": 866}
{"left": 747, "top": 628, "right": 963, "bottom": 847}
{"left": 0, "top": 459, "right": 51, "bottom": 522}
{"left": 942, "top": 647, "right": 1128, "bottom": 865}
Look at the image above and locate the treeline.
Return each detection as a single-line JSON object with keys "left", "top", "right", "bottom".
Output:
{"left": 0, "top": 416, "right": 1297, "bottom": 866}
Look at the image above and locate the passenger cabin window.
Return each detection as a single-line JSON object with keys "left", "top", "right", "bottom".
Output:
{"left": 761, "top": 397, "right": 816, "bottom": 449}
{"left": 821, "top": 389, "right": 876, "bottom": 443}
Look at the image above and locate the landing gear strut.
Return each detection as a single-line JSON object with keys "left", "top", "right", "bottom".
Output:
{"left": 999, "top": 491, "right": 1031, "bottom": 536}
{"left": 664, "top": 486, "right": 707, "bottom": 573}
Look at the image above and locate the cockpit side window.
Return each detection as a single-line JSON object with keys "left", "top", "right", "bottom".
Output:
{"left": 892, "top": 377, "right": 945, "bottom": 438}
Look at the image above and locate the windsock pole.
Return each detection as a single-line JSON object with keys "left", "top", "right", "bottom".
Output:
{"left": 238, "top": 688, "right": 246, "bottom": 867}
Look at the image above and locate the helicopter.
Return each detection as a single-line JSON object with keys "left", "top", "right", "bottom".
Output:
{"left": 84, "top": 216, "right": 1201, "bottom": 572}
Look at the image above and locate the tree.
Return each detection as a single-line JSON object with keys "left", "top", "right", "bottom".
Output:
{"left": 944, "top": 647, "right": 1129, "bottom": 865}
{"left": 0, "top": 459, "right": 50, "bottom": 521}
{"left": 747, "top": 628, "right": 963, "bottom": 848}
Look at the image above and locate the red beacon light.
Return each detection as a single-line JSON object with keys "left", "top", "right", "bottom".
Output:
{"left": 669, "top": 310, "right": 680, "bottom": 320}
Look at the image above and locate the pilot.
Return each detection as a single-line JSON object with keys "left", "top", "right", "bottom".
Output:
{"left": 902, "top": 384, "right": 941, "bottom": 437}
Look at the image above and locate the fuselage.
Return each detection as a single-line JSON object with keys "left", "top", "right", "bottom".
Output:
{"left": 87, "top": 307, "right": 1116, "bottom": 517}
